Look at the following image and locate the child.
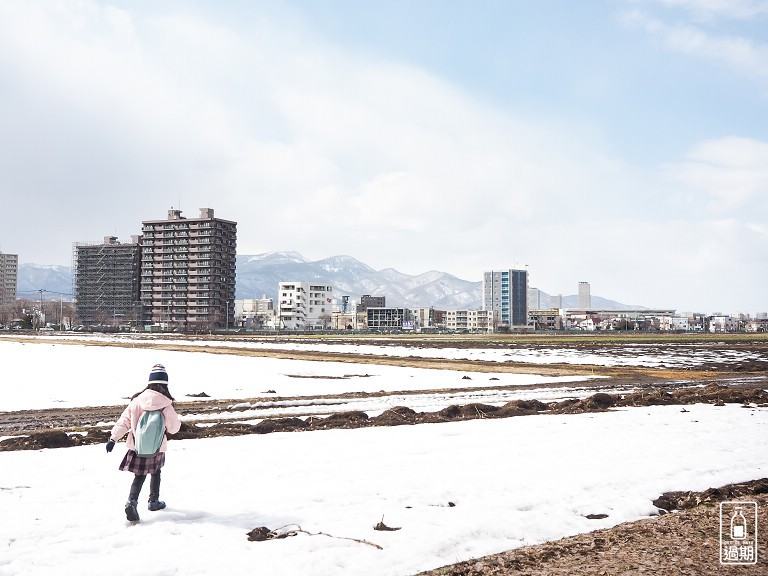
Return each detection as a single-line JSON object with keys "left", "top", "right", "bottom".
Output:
{"left": 106, "top": 364, "right": 182, "bottom": 522}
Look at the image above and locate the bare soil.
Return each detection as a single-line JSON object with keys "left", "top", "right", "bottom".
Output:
{"left": 415, "top": 480, "right": 768, "bottom": 576}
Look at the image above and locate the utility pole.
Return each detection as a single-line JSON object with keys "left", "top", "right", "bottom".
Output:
{"left": 38, "top": 288, "right": 44, "bottom": 329}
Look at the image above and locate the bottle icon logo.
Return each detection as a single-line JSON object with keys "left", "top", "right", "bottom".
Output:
{"left": 720, "top": 501, "right": 757, "bottom": 565}
{"left": 731, "top": 507, "right": 747, "bottom": 540}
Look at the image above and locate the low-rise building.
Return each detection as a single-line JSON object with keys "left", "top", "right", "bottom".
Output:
{"left": 366, "top": 307, "right": 411, "bottom": 332}
{"left": 444, "top": 309, "right": 493, "bottom": 332}
{"left": 278, "top": 282, "right": 333, "bottom": 329}
{"left": 235, "top": 295, "right": 273, "bottom": 329}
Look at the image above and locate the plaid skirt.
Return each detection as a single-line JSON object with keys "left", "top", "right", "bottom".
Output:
{"left": 118, "top": 450, "right": 166, "bottom": 475}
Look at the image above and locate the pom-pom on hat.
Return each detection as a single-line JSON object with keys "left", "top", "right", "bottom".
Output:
{"left": 148, "top": 363, "right": 169, "bottom": 384}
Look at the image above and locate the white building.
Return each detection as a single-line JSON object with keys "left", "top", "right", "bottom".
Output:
{"left": 528, "top": 288, "right": 543, "bottom": 311}
{"left": 709, "top": 315, "right": 739, "bottom": 333}
{"left": 659, "top": 316, "right": 690, "bottom": 331}
{"left": 444, "top": 309, "right": 493, "bottom": 333}
{"left": 235, "top": 295, "right": 274, "bottom": 329}
{"left": 278, "top": 282, "right": 334, "bottom": 329}
{"left": 578, "top": 282, "right": 591, "bottom": 309}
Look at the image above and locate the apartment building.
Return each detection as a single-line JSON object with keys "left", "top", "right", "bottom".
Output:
{"left": 0, "top": 252, "right": 18, "bottom": 305}
{"left": 140, "top": 208, "right": 237, "bottom": 330}
{"left": 444, "top": 309, "right": 493, "bottom": 332}
{"left": 482, "top": 268, "right": 529, "bottom": 328}
{"left": 278, "top": 282, "right": 333, "bottom": 329}
{"left": 73, "top": 237, "right": 141, "bottom": 326}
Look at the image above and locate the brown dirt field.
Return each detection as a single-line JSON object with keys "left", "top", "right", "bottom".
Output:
{"left": 415, "top": 480, "right": 768, "bottom": 576}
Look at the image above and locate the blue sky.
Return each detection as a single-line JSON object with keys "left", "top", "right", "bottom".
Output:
{"left": 0, "top": 0, "right": 766, "bottom": 313}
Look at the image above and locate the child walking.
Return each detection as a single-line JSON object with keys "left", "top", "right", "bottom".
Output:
{"left": 106, "top": 364, "right": 182, "bottom": 522}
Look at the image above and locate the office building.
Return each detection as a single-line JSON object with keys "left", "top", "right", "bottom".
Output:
{"left": 73, "top": 237, "right": 141, "bottom": 326}
{"left": 578, "top": 282, "right": 591, "bottom": 309}
{"left": 0, "top": 252, "right": 18, "bottom": 305}
{"left": 140, "top": 208, "right": 237, "bottom": 330}
{"left": 482, "top": 269, "right": 529, "bottom": 328}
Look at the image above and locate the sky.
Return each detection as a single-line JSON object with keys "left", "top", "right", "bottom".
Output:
{"left": 0, "top": 0, "right": 767, "bottom": 313}
{"left": 1, "top": 337, "right": 767, "bottom": 575}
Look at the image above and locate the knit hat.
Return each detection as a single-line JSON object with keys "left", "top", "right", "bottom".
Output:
{"left": 148, "top": 363, "right": 169, "bottom": 384}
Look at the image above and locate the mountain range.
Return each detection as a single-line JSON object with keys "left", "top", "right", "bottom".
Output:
{"left": 16, "top": 252, "right": 640, "bottom": 310}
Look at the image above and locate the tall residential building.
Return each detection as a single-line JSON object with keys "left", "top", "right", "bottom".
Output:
{"left": 482, "top": 269, "right": 529, "bottom": 328}
{"left": 278, "top": 282, "right": 333, "bottom": 329}
{"left": 140, "top": 208, "right": 237, "bottom": 330}
{"left": 578, "top": 281, "right": 591, "bottom": 309}
{"left": 550, "top": 294, "right": 563, "bottom": 309}
{"left": 528, "top": 287, "right": 543, "bottom": 311}
{"left": 73, "top": 237, "right": 141, "bottom": 326}
{"left": 0, "top": 252, "right": 18, "bottom": 305}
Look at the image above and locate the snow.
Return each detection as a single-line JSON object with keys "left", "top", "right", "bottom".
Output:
{"left": 1, "top": 337, "right": 767, "bottom": 576}
{"left": 0, "top": 339, "right": 596, "bottom": 412}
{"left": 26, "top": 333, "right": 768, "bottom": 369}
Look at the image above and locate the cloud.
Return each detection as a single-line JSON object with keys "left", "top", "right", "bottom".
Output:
{"left": 638, "top": 0, "right": 768, "bottom": 20}
{"left": 0, "top": 1, "right": 765, "bottom": 312}
{"left": 662, "top": 137, "right": 768, "bottom": 212}
{"left": 0, "top": 0, "right": 630, "bottom": 265}
{"left": 622, "top": 6, "right": 768, "bottom": 85}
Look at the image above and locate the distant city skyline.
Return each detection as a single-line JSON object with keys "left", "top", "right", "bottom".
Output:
{"left": 1, "top": 1, "right": 766, "bottom": 313}
{"left": 13, "top": 253, "right": 767, "bottom": 317}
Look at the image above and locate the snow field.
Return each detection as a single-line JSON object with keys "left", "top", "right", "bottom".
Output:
{"left": 1, "top": 404, "right": 767, "bottom": 576}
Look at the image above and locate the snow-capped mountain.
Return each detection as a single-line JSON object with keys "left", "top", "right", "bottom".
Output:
{"left": 18, "top": 254, "right": 639, "bottom": 310}
{"left": 236, "top": 252, "right": 482, "bottom": 308}
{"left": 16, "top": 264, "right": 73, "bottom": 300}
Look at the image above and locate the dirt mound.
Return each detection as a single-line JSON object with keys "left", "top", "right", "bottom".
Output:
{"left": 502, "top": 399, "right": 549, "bottom": 412}
{"left": 170, "top": 421, "right": 205, "bottom": 440}
{"left": 308, "top": 410, "right": 370, "bottom": 429}
{"left": 254, "top": 418, "right": 309, "bottom": 433}
{"left": 4, "top": 382, "right": 768, "bottom": 452}
{"left": 0, "top": 430, "right": 101, "bottom": 451}
{"left": 373, "top": 406, "right": 419, "bottom": 425}
{"left": 558, "top": 392, "right": 616, "bottom": 413}
{"left": 653, "top": 478, "right": 768, "bottom": 511}
{"left": 616, "top": 383, "right": 768, "bottom": 408}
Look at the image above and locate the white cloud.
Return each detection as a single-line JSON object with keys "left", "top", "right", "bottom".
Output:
{"left": 663, "top": 137, "right": 768, "bottom": 212}
{"left": 0, "top": 1, "right": 765, "bottom": 311}
{"left": 640, "top": 0, "right": 768, "bottom": 20}
{"left": 622, "top": 9, "right": 768, "bottom": 84}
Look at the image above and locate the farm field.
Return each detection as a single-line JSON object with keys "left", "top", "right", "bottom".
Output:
{"left": 1, "top": 333, "right": 767, "bottom": 575}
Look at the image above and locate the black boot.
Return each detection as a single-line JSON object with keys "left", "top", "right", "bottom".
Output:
{"left": 125, "top": 499, "right": 140, "bottom": 522}
{"left": 148, "top": 472, "right": 165, "bottom": 511}
{"left": 126, "top": 474, "right": 146, "bottom": 522}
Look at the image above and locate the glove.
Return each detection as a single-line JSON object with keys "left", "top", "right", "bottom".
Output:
{"left": 106, "top": 439, "right": 115, "bottom": 453}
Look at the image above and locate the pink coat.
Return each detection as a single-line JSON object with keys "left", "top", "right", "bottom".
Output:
{"left": 110, "top": 389, "right": 182, "bottom": 453}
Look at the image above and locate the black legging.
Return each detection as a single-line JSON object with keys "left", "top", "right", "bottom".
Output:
{"left": 128, "top": 471, "right": 161, "bottom": 501}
